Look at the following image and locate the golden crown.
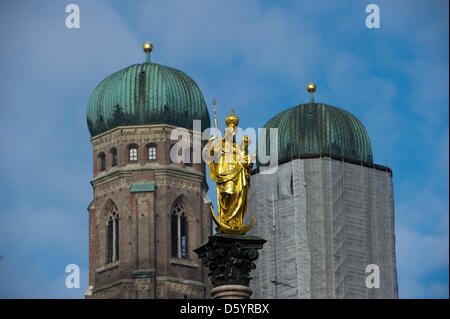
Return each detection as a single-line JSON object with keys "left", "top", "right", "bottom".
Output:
{"left": 225, "top": 109, "right": 239, "bottom": 128}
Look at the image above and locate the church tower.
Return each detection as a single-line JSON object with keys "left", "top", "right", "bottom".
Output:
{"left": 84, "top": 43, "right": 212, "bottom": 299}
{"left": 248, "top": 84, "right": 398, "bottom": 299}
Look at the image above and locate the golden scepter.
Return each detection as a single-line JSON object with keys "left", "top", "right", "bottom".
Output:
{"left": 212, "top": 99, "right": 218, "bottom": 140}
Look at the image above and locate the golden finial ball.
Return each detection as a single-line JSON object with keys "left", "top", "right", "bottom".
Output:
{"left": 307, "top": 82, "right": 317, "bottom": 93}
{"left": 143, "top": 42, "right": 153, "bottom": 53}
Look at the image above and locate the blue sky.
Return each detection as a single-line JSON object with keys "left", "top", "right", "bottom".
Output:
{"left": 0, "top": 0, "right": 448, "bottom": 298}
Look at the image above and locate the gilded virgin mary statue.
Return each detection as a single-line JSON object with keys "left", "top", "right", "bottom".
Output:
{"left": 203, "top": 103, "right": 255, "bottom": 235}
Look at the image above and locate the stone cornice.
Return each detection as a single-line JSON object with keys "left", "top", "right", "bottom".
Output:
{"left": 91, "top": 170, "right": 133, "bottom": 197}
{"left": 91, "top": 124, "right": 175, "bottom": 141}
{"left": 90, "top": 124, "right": 202, "bottom": 148}
{"left": 91, "top": 166, "right": 205, "bottom": 196}
{"left": 92, "top": 165, "right": 203, "bottom": 184}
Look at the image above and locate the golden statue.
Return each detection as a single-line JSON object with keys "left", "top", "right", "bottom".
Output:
{"left": 203, "top": 101, "right": 255, "bottom": 235}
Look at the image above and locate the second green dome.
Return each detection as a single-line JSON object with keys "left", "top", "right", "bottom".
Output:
{"left": 259, "top": 102, "right": 373, "bottom": 164}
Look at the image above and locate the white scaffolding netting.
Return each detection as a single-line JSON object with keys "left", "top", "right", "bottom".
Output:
{"left": 248, "top": 158, "right": 398, "bottom": 299}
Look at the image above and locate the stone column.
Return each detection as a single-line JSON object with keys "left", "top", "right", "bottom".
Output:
{"left": 194, "top": 233, "right": 266, "bottom": 299}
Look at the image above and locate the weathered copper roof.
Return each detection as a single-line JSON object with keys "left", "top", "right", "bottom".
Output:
{"left": 259, "top": 102, "right": 373, "bottom": 164}
{"left": 86, "top": 62, "right": 210, "bottom": 137}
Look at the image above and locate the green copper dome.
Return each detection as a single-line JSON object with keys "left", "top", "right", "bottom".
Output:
{"left": 87, "top": 59, "right": 210, "bottom": 137}
{"left": 259, "top": 101, "right": 373, "bottom": 164}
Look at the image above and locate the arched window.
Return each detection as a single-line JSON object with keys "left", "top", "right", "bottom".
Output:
{"left": 129, "top": 146, "right": 138, "bottom": 162}
{"left": 171, "top": 201, "right": 187, "bottom": 259}
{"left": 148, "top": 145, "right": 157, "bottom": 161}
{"left": 99, "top": 153, "right": 106, "bottom": 171}
{"left": 111, "top": 148, "right": 118, "bottom": 166}
{"left": 107, "top": 209, "right": 119, "bottom": 263}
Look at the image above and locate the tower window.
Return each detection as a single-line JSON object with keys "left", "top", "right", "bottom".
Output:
{"left": 99, "top": 153, "right": 106, "bottom": 171}
{"left": 171, "top": 201, "right": 188, "bottom": 259}
{"left": 148, "top": 146, "right": 157, "bottom": 161}
{"left": 111, "top": 148, "right": 118, "bottom": 166}
{"left": 107, "top": 211, "right": 119, "bottom": 264}
{"left": 129, "top": 147, "right": 138, "bottom": 162}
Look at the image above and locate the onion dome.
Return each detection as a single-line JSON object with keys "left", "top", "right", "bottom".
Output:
{"left": 259, "top": 83, "right": 373, "bottom": 165}
{"left": 87, "top": 42, "right": 210, "bottom": 137}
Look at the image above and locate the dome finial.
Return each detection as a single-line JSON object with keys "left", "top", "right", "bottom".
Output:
{"left": 143, "top": 42, "right": 153, "bottom": 63}
{"left": 307, "top": 82, "right": 316, "bottom": 103}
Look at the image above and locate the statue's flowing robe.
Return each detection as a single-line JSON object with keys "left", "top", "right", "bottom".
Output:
{"left": 207, "top": 141, "right": 252, "bottom": 230}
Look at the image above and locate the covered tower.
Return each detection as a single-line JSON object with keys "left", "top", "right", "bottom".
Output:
{"left": 85, "top": 43, "right": 212, "bottom": 299}
{"left": 248, "top": 83, "right": 398, "bottom": 298}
